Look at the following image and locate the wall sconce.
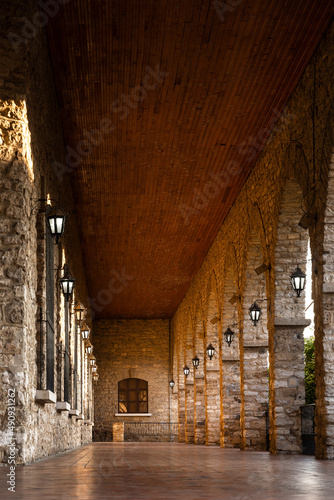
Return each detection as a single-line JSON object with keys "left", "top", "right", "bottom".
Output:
{"left": 290, "top": 266, "right": 306, "bottom": 297}
{"left": 92, "top": 365, "right": 97, "bottom": 373}
{"left": 81, "top": 323, "right": 90, "bottom": 340}
{"left": 46, "top": 205, "right": 66, "bottom": 244}
{"left": 169, "top": 380, "right": 175, "bottom": 388}
{"left": 183, "top": 365, "right": 190, "bottom": 378}
{"left": 89, "top": 356, "right": 96, "bottom": 366}
{"left": 206, "top": 343, "right": 215, "bottom": 360}
{"left": 192, "top": 355, "right": 200, "bottom": 369}
{"left": 75, "top": 302, "right": 86, "bottom": 325}
{"left": 59, "top": 264, "right": 75, "bottom": 301}
{"left": 249, "top": 302, "right": 262, "bottom": 326}
{"left": 93, "top": 373, "right": 99, "bottom": 382}
{"left": 224, "top": 327, "right": 234, "bottom": 347}
{"left": 85, "top": 342, "right": 93, "bottom": 355}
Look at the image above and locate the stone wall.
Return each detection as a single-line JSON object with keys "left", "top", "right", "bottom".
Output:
{"left": 171, "top": 20, "right": 334, "bottom": 458}
{"left": 93, "top": 319, "right": 170, "bottom": 441}
{"left": 0, "top": 1, "right": 93, "bottom": 464}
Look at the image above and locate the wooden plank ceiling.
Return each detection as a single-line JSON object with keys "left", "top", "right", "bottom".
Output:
{"left": 47, "top": 0, "right": 334, "bottom": 319}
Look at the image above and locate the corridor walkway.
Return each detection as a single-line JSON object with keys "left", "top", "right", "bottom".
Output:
{"left": 1, "top": 442, "right": 334, "bottom": 500}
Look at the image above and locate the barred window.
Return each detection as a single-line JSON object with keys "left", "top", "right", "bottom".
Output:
{"left": 118, "top": 378, "right": 148, "bottom": 413}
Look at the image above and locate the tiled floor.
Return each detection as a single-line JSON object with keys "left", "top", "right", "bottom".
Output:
{"left": 1, "top": 442, "right": 334, "bottom": 499}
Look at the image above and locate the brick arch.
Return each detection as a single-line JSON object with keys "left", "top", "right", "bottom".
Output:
{"left": 204, "top": 272, "right": 221, "bottom": 445}
{"left": 193, "top": 293, "right": 206, "bottom": 444}
{"left": 221, "top": 244, "right": 241, "bottom": 448}
{"left": 241, "top": 222, "right": 269, "bottom": 451}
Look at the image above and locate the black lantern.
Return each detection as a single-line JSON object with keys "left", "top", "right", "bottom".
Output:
{"left": 59, "top": 264, "right": 75, "bottom": 301}
{"left": 290, "top": 266, "right": 306, "bottom": 297}
{"left": 85, "top": 342, "right": 93, "bottom": 355}
{"left": 169, "top": 380, "right": 175, "bottom": 388}
{"left": 81, "top": 323, "right": 90, "bottom": 340}
{"left": 183, "top": 365, "right": 190, "bottom": 378}
{"left": 192, "top": 355, "right": 200, "bottom": 369}
{"left": 93, "top": 373, "right": 99, "bottom": 382}
{"left": 89, "top": 356, "right": 96, "bottom": 366}
{"left": 75, "top": 302, "right": 86, "bottom": 324}
{"left": 224, "top": 327, "right": 234, "bottom": 347}
{"left": 92, "top": 365, "right": 97, "bottom": 373}
{"left": 46, "top": 206, "right": 66, "bottom": 244}
{"left": 206, "top": 343, "right": 215, "bottom": 360}
{"left": 249, "top": 302, "right": 261, "bottom": 326}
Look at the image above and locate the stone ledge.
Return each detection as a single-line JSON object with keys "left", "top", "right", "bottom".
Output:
{"left": 274, "top": 318, "right": 311, "bottom": 327}
{"left": 56, "top": 401, "right": 70, "bottom": 412}
{"left": 222, "top": 357, "right": 240, "bottom": 362}
{"left": 244, "top": 341, "right": 268, "bottom": 348}
{"left": 323, "top": 284, "right": 334, "bottom": 294}
{"left": 35, "top": 390, "right": 56, "bottom": 404}
{"left": 186, "top": 380, "right": 194, "bottom": 385}
{"left": 206, "top": 367, "right": 220, "bottom": 372}
{"left": 69, "top": 409, "right": 79, "bottom": 417}
{"left": 76, "top": 413, "right": 84, "bottom": 420}
{"left": 83, "top": 420, "right": 92, "bottom": 425}
{"left": 195, "top": 375, "right": 205, "bottom": 379}
{"left": 114, "top": 413, "right": 152, "bottom": 417}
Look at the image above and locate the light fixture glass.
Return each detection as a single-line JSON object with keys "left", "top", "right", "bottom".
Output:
{"left": 206, "top": 343, "right": 215, "bottom": 360}
{"left": 89, "top": 356, "right": 96, "bottom": 366}
{"left": 224, "top": 327, "right": 234, "bottom": 347}
{"left": 249, "top": 302, "right": 261, "bottom": 326}
{"left": 290, "top": 266, "right": 306, "bottom": 297}
{"left": 169, "top": 380, "right": 175, "bottom": 388}
{"left": 59, "top": 264, "right": 75, "bottom": 301}
{"left": 46, "top": 205, "right": 66, "bottom": 244}
{"left": 183, "top": 365, "right": 190, "bottom": 378}
{"left": 93, "top": 373, "right": 99, "bottom": 381}
{"left": 192, "top": 355, "right": 200, "bottom": 369}
{"left": 92, "top": 365, "right": 97, "bottom": 373}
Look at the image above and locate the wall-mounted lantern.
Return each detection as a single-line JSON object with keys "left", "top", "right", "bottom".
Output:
{"left": 75, "top": 302, "right": 86, "bottom": 325}
{"left": 92, "top": 365, "right": 97, "bottom": 373}
{"left": 206, "top": 343, "right": 215, "bottom": 360}
{"left": 183, "top": 365, "right": 190, "bottom": 378}
{"left": 85, "top": 342, "right": 93, "bottom": 355}
{"left": 59, "top": 264, "right": 75, "bottom": 301}
{"left": 89, "top": 356, "right": 96, "bottom": 366}
{"left": 290, "top": 266, "right": 306, "bottom": 297}
{"left": 169, "top": 380, "right": 175, "bottom": 388}
{"left": 93, "top": 373, "right": 99, "bottom": 382}
{"left": 249, "top": 301, "right": 261, "bottom": 326}
{"left": 192, "top": 355, "right": 200, "bottom": 369}
{"left": 81, "top": 323, "right": 90, "bottom": 340}
{"left": 224, "top": 327, "right": 234, "bottom": 347}
{"left": 46, "top": 205, "right": 66, "bottom": 244}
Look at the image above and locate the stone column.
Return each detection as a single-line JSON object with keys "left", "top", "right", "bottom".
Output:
{"left": 205, "top": 366, "right": 220, "bottom": 445}
{"left": 178, "top": 386, "right": 186, "bottom": 442}
{"left": 194, "top": 373, "right": 206, "bottom": 444}
{"left": 273, "top": 318, "right": 309, "bottom": 453}
{"left": 185, "top": 379, "right": 195, "bottom": 443}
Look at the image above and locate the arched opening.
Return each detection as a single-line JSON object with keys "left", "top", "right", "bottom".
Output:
{"left": 194, "top": 296, "right": 206, "bottom": 444}
{"left": 222, "top": 247, "right": 241, "bottom": 448}
{"left": 273, "top": 177, "right": 309, "bottom": 454}
{"left": 205, "top": 274, "right": 221, "bottom": 445}
{"left": 118, "top": 378, "right": 148, "bottom": 413}
{"left": 242, "top": 231, "right": 269, "bottom": 451}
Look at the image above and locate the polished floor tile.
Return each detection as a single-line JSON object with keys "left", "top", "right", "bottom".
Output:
{"left": 1, "top": 442, "right": 334, "bottom": 499}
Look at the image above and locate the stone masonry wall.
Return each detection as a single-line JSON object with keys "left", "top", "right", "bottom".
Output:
{"left": 171, "top": 20, "right": 334, "bottom": 458}
{"left": 93, "top": 319, "right": 170, "bottom": 441}
{"left": 0, "top": 1, "right": 93, "bottom": 464}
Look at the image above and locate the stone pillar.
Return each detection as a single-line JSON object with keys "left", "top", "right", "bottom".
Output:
{"left": 195, "top": 373, "right": 206, "bottom": 444}
{"left": 243, "top": 344, "right": 268, "bottom": 450}
{"left": 113, "top": 422, "right": 124, "bottom": 442}
{"left": 178, "top": 387, "right": 186, "bottom": 442}
{"left": 273, "top": 318, "right": 309, "bottom": 453}
{"left": 221, "top": 358, "right": 241, "bottom": 447}
{"left": 185, "top": 380, "right": 195, "bottom": 443}
{"left": 205, "top": 367, "right": 220, "bottom": 445}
